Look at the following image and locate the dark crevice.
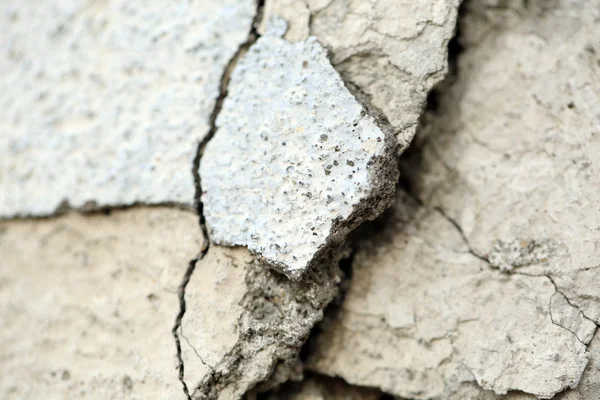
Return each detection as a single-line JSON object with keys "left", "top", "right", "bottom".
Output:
{"left": 298, "top": 248, "right": 356, "bottom": 364}
{"left": 174, "top": 1, "right": 265, "bottom": 399}
{"left": 0, "top": 201, "right": 196, "bottom": 222}
{"left": 424, "top": 0, "right": 467, "bottom": 116}
{"left": 194, "top": 0, "right": 266, "bottom": 240}
{"left": 173, "top": 257, "right": 205, "bottom": 400}
{"left": 257, "top": 371, "right": 391, "bottom": 400}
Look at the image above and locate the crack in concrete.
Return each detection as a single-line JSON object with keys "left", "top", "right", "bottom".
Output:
{"left": 180, "top": 325, "right": 215, "bottom": 373}
{"left": 173, "top": 257, "right": 205, "bottom": 400}
{"left": 173, "top": 1, "right": 265, "bottom": 399}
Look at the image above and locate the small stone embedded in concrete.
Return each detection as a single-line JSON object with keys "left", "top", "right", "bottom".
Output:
{"left": 200, "top": 19, "right": 397, "bottom": 279}
{"left": 0, "top": 0, "right": 254, "bottom": 217}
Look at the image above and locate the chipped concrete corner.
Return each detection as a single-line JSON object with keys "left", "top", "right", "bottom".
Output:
{"left": 179, "top": 245, "right": 342, "bottom": 399}
{"left": 2, "top": 1, "right": 599, "bottom": 400}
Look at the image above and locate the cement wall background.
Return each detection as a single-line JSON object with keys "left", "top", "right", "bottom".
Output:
{"left": 1, "top": 1, "right": 599, "bottom": 399}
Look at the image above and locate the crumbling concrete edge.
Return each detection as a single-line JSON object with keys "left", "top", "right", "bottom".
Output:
{"left": 172, "top": 1, "right": 265, "bottom": 398}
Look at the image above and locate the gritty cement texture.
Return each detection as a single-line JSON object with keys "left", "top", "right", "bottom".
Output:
{"left": 180, "top": 245, "right": 342, "bottom": 399}
{"left": 260, "top": 0, "right": 461, "bottom": 152}
{"left": 402, "top": 0, "right": 600, "bottom": 326}
{"left": 0, "top": 208, "right": 204, "bottom": 400}
{"left": 200, "top": 19, "right": 397, "bottom": 278}
{"left": 0, "top": 0, "right": 254, "bottom": 217}
{"left": 307, "top": 190, "right": 592, "bottom": 399}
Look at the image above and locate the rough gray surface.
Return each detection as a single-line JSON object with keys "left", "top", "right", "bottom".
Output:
{"left": 0, "top": 0, "right": 254, "bottom": 217}
{"left": 200, "top": 19, "right": 397, "bottom": 279}
{"left": 260, "top": 0, "right": 461, "bottom": 152}
{"left": 308, "top": 190, "right": 592, "bottom": 399}
{"left": 180, "top": 245, "right": 342, "bottom": 399}
{"left": 0, "top": 208, "right": 204, "bottom": 400}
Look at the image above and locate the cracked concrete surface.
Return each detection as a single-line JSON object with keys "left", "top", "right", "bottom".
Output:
{"left": 306, "top": 1, "right": 600, "bottom": 399}
{"left": 0, "top": 208, "right": 204, "bottom": 400}
{"left": 0, "top": 0, "right": 254, "bottom": 217}
{"left": 1, "top": 0, "right": 599, "bottom": 399}
{"left": 179, "top": 245, "right": 342, "bottom": 399}
{"left": 403, "top": 0, "right": 600, "bottom": 325}
{"left": 307, "top": 191, "right": 592, "bottom": 399}
{"left": 200, "top": 19, "right": 397, "bottom": 278}
{"left": 260, "top": 0, "right": 462, "bottom": 152}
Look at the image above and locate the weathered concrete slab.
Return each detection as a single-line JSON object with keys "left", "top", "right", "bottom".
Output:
{"left": 181, "top": 245, "right": 342, "bottom": 399}
{"left": 200, "top": 20, "right": 397, "bottom": 279}
{"left": 0, "top": 0, "right": 254, "bottom": 217}
{"left": 308, "top": 191, "right": 592, "bottom": 399}
{"left": 260, "top": 0, "right": 462, "bottom": 152}
{"left": 402, "top": 0, "right": 600, "bottom": 325}
{"left": 308, "top": 1, "right": 600, "bottom": 398}
{"left": 0, "top": 208, "right": 204, "bottom": 399}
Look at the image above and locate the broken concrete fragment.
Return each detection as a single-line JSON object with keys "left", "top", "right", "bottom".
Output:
{"left": 0, "top": 0, "right": 255, "bottom": 217}
{"left": 307, "top": 190, "right": 591, "bottom": 399}
{"left": 0, "top": 208, "right": 204, "bottom": 399}
{"left": 264, "top": 374, "right": 381, "bottom": 400}
{"left": 402, "top": 0, "right": 600, "bottom": 329}
{"left": 200, "top": 19, "right": 397, "bottom": 279}
{"left": 260, "top": 0, "right": 462, "bottom": 151}
{"left": 181, "top": 245, "right": 342, "bottom": 399}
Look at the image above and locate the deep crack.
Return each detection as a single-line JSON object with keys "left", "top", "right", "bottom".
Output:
{"left": 174, "top": 1, "right": 265, "bottom": 398}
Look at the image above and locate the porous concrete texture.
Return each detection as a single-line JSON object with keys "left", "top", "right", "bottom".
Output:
{"left": 180, "top": 245, "right": 342, "bottom": 399}
{"left": 307, "top": 191, "right": 592, "bottom": 399}
{"left": 200, "top": 19, "right": 397, "bottom": 279}
{"left": 402, "top": 0, "right": 600, "bottom": 325}
{"left": 0, "top": 0, "right": 254, "bottom": 217}
{"left": 260, "top": 0, "right": 462, "bottom": 151}
{"left": 0, "top": 208, "right": 204, "bottom": 400}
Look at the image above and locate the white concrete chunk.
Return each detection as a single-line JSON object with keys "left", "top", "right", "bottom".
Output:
{"left": 0, "top": 0, "right": 254, "bottom": 217}
{"left": 200, "top": 20, "right": 397, "bottom": 279}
